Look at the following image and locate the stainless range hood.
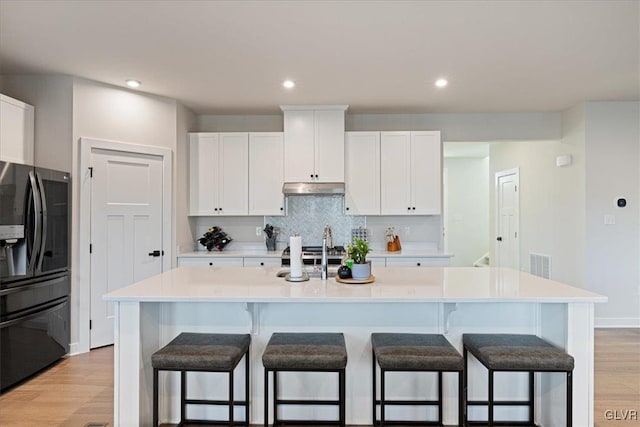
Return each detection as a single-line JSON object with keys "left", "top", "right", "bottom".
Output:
{"left": 282, "top": 182, "right": 345, "bottom": 196}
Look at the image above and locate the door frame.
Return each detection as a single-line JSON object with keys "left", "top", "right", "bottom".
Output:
{"left": 494, "top": 167, "right": 520, "bottom": 269}
{"left": 78, "top": 137, "right": 172, "bottom": 353}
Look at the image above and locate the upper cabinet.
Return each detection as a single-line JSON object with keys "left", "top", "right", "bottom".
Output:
{"left": 345, "top": 132, "right": 380, "bottom": 215}
{"left": 282, "top": 105, "right": 348, "bottom": 183}
{"left": 381, "top": 131, "right": 441, "bottom": 215}
{"left": 0, "top": 94, "right": 34, "bottom": 165}
{"left": 249, "top": 132, "right": 285, "bottom": 216}
{"left": 189, "top": 132, "right": 249, "bottom": 216}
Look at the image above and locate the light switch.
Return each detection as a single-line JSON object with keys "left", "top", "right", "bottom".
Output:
{"left": 256, "top": 226, "right": 262, "bottom": 236}
{"left": 604, "top": 214, "right": 616, "bottom": 225}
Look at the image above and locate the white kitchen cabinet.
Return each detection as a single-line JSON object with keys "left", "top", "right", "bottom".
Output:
{"left": 243, "top": 257, "right": 281, "bottom": 268}
{"left": 386, "top": 257, "right": 451, "bottom": 267}
{"left": 177, "top": 257, "right": 244, "bottom": 267}
{"left": 189, "top": 132, "right": 249, "bottom": 216}
{"left": 345, "top": 132, "right": 380, "bottom": 215}
{"left": 381, "top": 131, "right": 441, "bottom": 215}
{"left": 249, "top": 132, "right": 285, "bottom": 215}
{"left": 282, "top": 106, "right": 347, "bottom": 183}
{"left": 0, "top": 94, "right": 34, "bottom": 165}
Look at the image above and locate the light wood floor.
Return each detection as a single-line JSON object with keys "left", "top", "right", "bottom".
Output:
{"left": 1, "top": 329, "right": 638, "bottom": 426}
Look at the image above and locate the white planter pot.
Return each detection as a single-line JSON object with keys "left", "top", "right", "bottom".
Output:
{"left": 351, "top": 261, "right": 371, "bottom": 280}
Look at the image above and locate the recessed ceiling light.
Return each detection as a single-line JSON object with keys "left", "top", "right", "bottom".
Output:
{"left": 282, "top": 80, "right": 295, "bottom": 89}
{"left": 435, "top": 78, "right": 448, "bottom": 88}
{"left": 126, "top": 79, "right": 141, "bottom": 88}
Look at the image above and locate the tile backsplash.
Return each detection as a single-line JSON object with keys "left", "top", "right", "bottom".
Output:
{"left": 266, "top": 196, "right": 364, "bottom": 247}
{"left": 188, "top": 196, "right": 442, "bottom": 252}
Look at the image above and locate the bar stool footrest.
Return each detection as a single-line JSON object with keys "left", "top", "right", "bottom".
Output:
{"left": 183, "top": 420, "right": 249, "bottom": 426}
{"left": 274, "top": 420, "right": 341, "bottom": 426}
{"left": 185, "top": 398, "right": 247, "bottom": 406}
{"left": 467, "top": 399, "right": 532, "bottom": 406}
{"left": 375, "top": 398, "right": 440, "bottom": 406}
{"left": 466, "top": 422, "right": 537, "bottom": 427}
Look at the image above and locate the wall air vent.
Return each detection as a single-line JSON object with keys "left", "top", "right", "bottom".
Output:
{"left": 529, "top": 252, "right": 551, "bottom": 279}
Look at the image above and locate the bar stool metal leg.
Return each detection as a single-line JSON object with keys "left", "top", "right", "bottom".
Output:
{"left": 463, "top": 347, "right": 468, "bottom": 426}
{"left": 529, "top": 371, "right": 535, "bottom": 424}
{"left": 458, "top": 371, "right": 463, "bottom": 427}
{"left": 181, "top": 371, "right": 187, "bottom": 425}
{"left": 153, "top": 368, "right": 159, "bottom": 427}
{"left": 264, "top": 369, "right": 269, "bottom": 427}
{"left": 380, "top": 369, "right": 386, "bottom": 427}
{"left": 229, "top": 370, "right": 234, "bottom": 426}
{"left": 488, "top": 369, "right": 494, "bottom": 426}
{"left": 339, "top": 369, "right": 346, "bottom": 427}
{"left": 273, "top": 370, "right": 278, "bottom": 427}
{"left": 567, "top": 371, "right": 573, "bottom": 427}
{"left": 245, "top": 353, "right": 250, "bottom": 426}
{"left": 438, "top": 371, "right": 443, "bottom": 424}
{"left": 372, "top": 347, "right": 376, "bottom": 426}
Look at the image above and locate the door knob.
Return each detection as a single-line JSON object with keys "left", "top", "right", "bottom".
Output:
{"left": 496, "top": 236, "right": 503, "bottom": 242}
{"left": 148, "top": 250, "right": 162, "bottom": 257}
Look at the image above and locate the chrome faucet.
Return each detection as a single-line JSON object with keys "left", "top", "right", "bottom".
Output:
{"left": 323, "top": 225, "right": 334, "bottom": 249}
{"left": 321, "top": 225, "right": 333, "bottom": 280}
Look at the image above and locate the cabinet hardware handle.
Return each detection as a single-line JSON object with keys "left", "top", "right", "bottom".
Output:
{"left": 310, "top": 174, "right": 314, "bottom": 178}
{"left": 280, "top": 207, "right": 283, "bottom": 211}
{"left": 260, "top": 262, "right": 264, "bottom": 266}
{"left": 209, "top": 262, "right": 213, "bottom": 266}
{"left": 417, "top": 262, "right": 421, "bottom": 266}
{"left": 214, "top": 208, "right": 218, "bottom": 211}
{"left": 315, "top": 174, "right": 318, "bottom": 178}
{"left": 407, "top": 207, "right": 411, "bottom": 210}
{"left": 412, "top": 207, "right": 416, "bottom": 210}
{"left": 346, "top": 207, "right": 350, "bottom": 211}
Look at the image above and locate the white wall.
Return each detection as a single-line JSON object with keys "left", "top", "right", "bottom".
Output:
{"left": 0, "top": 75, "right": 74, "bottom": 171}
{"left": 72, "top": 77, "right": 180, "bottom": 351}
{"left": 175, "top": 103, "right": 197, "bottom": 258}
{"left": 584, "top": 101, "right": 639, "bottom": 326}
{"left": 197, "top": 112, "right": 562, "bottom": 142}
{"left": 444, "top": 156, "right": 489, "bottom": 266}
{"left": 489, "top": 139, "right": 586, "bottom": 288}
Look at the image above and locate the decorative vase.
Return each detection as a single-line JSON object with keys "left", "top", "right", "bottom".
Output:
{"left": 351, "top": 261, "right": 371, "bottom": 280}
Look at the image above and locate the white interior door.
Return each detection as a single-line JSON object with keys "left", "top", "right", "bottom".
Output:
{"left": 495, "top": 168, "right": 519, "bottom": 269}
{"left": 90, "top": 148, "right": 164, "bottom": 348}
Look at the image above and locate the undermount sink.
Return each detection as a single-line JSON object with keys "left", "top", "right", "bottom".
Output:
{"left": 276, "top": 268, "right": 338, "bottom": 278}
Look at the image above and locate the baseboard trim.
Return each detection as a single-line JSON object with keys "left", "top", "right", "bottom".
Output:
{"left": 68, "top": 342, "right": 82, "bottom": 356}
{"left": 595, "top": 317, "right": 640, "bottom": 328}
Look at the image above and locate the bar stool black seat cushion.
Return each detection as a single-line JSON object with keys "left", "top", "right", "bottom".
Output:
{"left": 152, "top": 333, "right": 251, "bottom": 371}
{"left": 463, "top": 334, "right": 574, "bottom": 371}
{"left": 372, "top": 333, "right": 463, "bottom": 371}
{"left": 262, "top": 333, "right": 348, "bottom": 370}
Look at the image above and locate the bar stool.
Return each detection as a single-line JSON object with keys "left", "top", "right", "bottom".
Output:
{"left": 463, "top": 333, "right": 574, "bottom": 426}
{"left": 151, "top": 332, "right": 251, "bottom": 426}
{"left": 371, "top": 333, "right": 464, "bottom": 426}
{"left": 262, "top": 332, "right": 348, "bottom": 427}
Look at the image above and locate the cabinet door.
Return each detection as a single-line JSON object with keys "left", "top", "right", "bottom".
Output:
{"left": 219, "top": 133, "right": 249, "bottom": 215}
{"left": 0, "top": 95, "right": 34, "bottom": 165}
{"left": 386, "top": 257, "right": 450, "bottom": 267}
{"left": 249, "top": 133, "right": 285, "bottom": 215}
{"left": 315, "top": 110, "right": 345, "bottom": 182}
{"left": 243, "top": 257, "right": 281, "bottom": 268}
{"left": 411, "top": 131, "right": 441, "bottom": 215}
{"left": 283, "top": 110, "right": 315, "bottom": 182}
{"left": 345, "top": 132, "right": 380, "bottom": 215}
{"left": 189, "top": 133, "right": 219, "bottom": 215}
{"left": 380, "top": 132, "right": 411, "bottom": 215}
{"left": 178, "top": 257, "right": 243, "bottom": 267}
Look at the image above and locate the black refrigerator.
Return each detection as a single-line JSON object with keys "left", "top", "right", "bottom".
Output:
{"left": 0, "top": 161, "right": 70, "bottom": 392}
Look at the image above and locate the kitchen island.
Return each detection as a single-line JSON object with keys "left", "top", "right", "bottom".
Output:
{"left": 104, "top": 266, "right": 605, "bottom": 426}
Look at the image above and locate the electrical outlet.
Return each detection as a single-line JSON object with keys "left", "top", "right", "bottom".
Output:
{"left": 256, "top": 226, "right": 262, "bottom": 236}
{"left": 604, "top": 214, "right": 616, "bottom": 225}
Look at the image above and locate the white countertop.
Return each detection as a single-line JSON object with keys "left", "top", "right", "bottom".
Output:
{"left": 178, "top": 249, "right": 452, "bottom": 258}
{"left": 104, "top": 266, "right": 606, "bottom": 304}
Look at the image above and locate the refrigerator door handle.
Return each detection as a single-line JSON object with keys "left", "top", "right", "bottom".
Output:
{"left": 35, "top": 172, "right": 47, "bottom": 272}
{"left": 27, "top": 171, "right": 42, "bottom": 275}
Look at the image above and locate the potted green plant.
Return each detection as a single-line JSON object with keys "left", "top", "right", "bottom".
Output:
{"left": 347, "top": 238, "right": 371, "bottom": 280}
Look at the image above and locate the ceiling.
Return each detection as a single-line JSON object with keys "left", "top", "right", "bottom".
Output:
{"left": 0, "top": 1, "right": 638, "bottom": 115}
